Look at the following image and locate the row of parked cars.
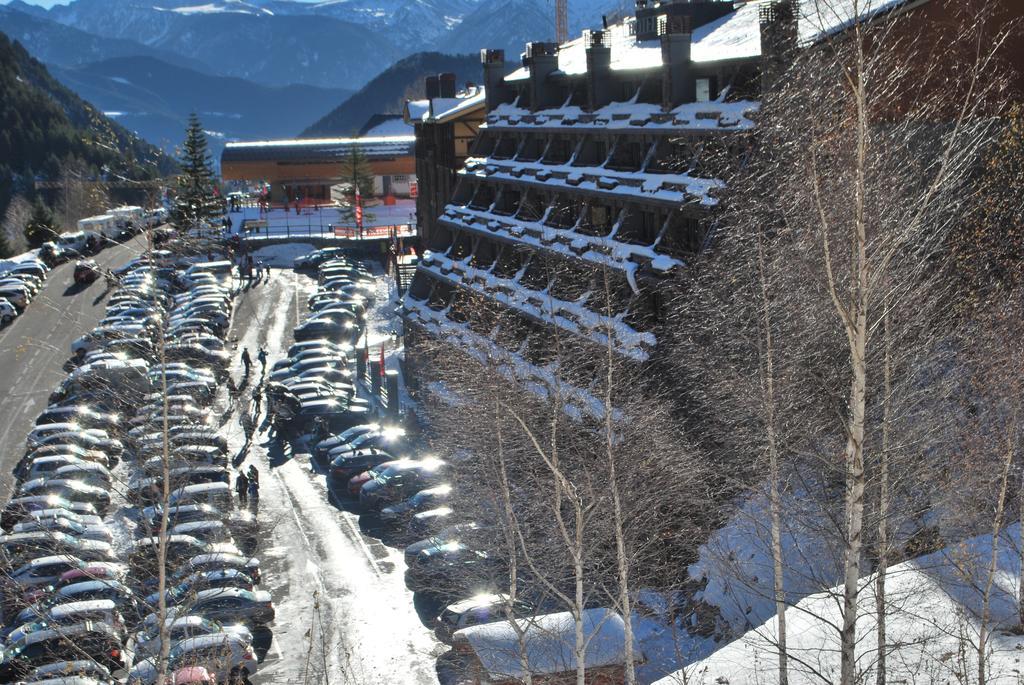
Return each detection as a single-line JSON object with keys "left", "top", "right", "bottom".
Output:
{"left": 262, "top": 248, "right": 377, "bottom": 434}
{"left": 289, "top": 249, "right": 523, "bottom": 648}
{"left": 0, "top": 240, "right": 273, "bottom": 684}
{"left": 0, "top": 257, "right": 50, "bottom": 320}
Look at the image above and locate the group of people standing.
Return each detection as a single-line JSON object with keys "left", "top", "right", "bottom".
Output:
{"left": 235, "top": 464, "right": 260, "bottom": 509}
{"left": 237, "top": 346, "right": 270, "bottom": 510}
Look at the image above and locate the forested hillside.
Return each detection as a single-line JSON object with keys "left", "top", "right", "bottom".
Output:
{"left": 0, "top": 30, "right": 175, "bottom": 226}
{"left": 302, "top": 52, "right": 482, "bottom": 137}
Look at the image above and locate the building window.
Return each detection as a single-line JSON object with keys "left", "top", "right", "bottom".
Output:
{"left": 393, "top": 175, "right": 409, "bottom": 183}
{"left": 696, "top": 79, "right": 711, "bottom": 103}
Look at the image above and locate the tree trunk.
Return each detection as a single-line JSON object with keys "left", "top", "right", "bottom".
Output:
{"left": 979, "top": 410, "right": 1016, "bottom": 685}
{"left": 756, "top": 230, "right": 788, "bottom": 685}
{"left": 876, "top": 306, "right": 892, "bottom": 685}
{"left": 840, "top": 37, "right": 870, "bottom": 683}
{"left": 154, "top": 228, "right": 172, "bottom": 685}
{"left": 601, "top": 269, "right": 637, "bottom": 684}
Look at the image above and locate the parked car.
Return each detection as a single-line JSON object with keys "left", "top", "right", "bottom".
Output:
{"left": 180, "top": 587, "right": 275, "bottom": 626}
{"left": 433, "top": 593, "right": 535, "bottom": 644}
{"left": 358, "top": 458, "right": 449, "bottom": 510}
{"left": 404, "top": 542, "right": 505, "bottom": 598}
{"left": 134, "top": 615, "right": 252, "bottom": 660}
{"left": 15, "top": 478, "right": 112, "bottom": 514}
{"left": 380, "top": 484, "right": 453, "bottom": 524}
{"left": 167, "top": 553, "right": 262, "bottom": 587}
{"left": 409, "top": 506, "right": 456, "bottom": 537}
{"left": 74, "top": 260, "right": 100, "bottom": 284}
{"left": 329, "top": 448, "right": 396, "bottom": 485}
{"left": 1, "top": 496, "right": 98, "bottom": 529}
{"left": 0, "top": 622, "right": 127, "bottom": 679}
{"left": 0, "top": 297, "right": 17, "bottom": 323}
{"left": 0, "top": 283, "right": 30, "bottom": 308}
{"left": 128, "top": 632, "right": 258, "bottom": 684}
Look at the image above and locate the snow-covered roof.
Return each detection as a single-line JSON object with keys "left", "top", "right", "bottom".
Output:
{"left": 798, "top": 0, "right": 919, "bottom": 44}
{"left": 405, "top": 88, "right": 487, "bottom": 125}
{"left": 506, "top": 5, "right": 761, "bottom": 82}
{"left": 486, "top": 93, "right": 759, "bottom": 133}
{"left": 222, "top": 136, "right": 415, "bottom": 163}
{"left": 692, "top": 1, "right": 763, "bottom": 62}
{"left": 456, "top": 608, "right": 637, "bottom": 679}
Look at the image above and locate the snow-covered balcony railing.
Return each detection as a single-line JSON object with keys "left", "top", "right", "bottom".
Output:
{"left": 484, "top": 95, "right": 760, "bottom": 133}
{"left": 438, "top": 205, "right": 683, "bottom": 290}
{"left": 461, "top": 157, "right": 723, "bottom": 208}
{"left": 402, "top": 296, "right": 609, "bottom": 421}
{"left": 419, "top": 251, "right": 656, "bottom": 362}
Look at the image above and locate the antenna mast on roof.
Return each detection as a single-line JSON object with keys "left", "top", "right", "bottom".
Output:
{"left": 555, "top": 0, "right": 568, "bottom": 43}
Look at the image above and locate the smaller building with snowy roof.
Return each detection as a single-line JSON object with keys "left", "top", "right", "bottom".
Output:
{"left": 452, "top": 608, "right": 641, "bottom": 684}
{"left": 221, "top": 134, "right": 416, "bottom": 206}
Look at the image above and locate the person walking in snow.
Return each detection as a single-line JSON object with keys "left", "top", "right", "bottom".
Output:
{"left": 251, "top": 384, "right": 263, "bottom": 420}
{"left": 257, "top": 348, "right": 268, "bottom": 378}
{"left": 247, "top": 464, "right": 260, "bottom": 487}
{"left": 240, "top": 347, "right": 252, "bottom": 378}
{"left": 247, "top": 477, "right": 260, "bottom": 514}
{"left": 235, "top": 471, "right": 249, "bottom": 506}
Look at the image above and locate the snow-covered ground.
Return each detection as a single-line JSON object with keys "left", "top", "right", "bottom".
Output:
{"left": 657, "top": 509, "right": 1024, "bottom": 685}
{"left": 217, "top": 258, "right": 441, "bottom": 684}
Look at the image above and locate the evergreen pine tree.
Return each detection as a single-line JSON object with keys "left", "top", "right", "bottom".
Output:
{"left": 337, "top": 144, "right": 376, "bottom": 228}
{"left": 0, "top": 223, "right": 11, "bottom": 259}
{"left": 170, "top": 113, "right": 221, "bottom": 232}
{"left": 24, "top": 199, "right": 56, "bottom": 248}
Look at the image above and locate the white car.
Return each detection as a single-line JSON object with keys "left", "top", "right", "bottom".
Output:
{"left": 0, "top": 297, "right": 17, "bottom": 323}
{"left": 0, "top": 284, "right": 30, "bottom": 308}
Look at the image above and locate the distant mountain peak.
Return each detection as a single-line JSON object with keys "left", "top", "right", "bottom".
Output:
{"left": 154, "top": 1, "right": 275, "bottom": 16}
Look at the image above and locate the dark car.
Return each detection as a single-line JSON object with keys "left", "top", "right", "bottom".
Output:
{"left": 380, "top": 484, "right": 453, "bottom": 524}
{"left": 293, "top": 318, "right": 358, "bottom": 343}
{"left": 329, "top": 448, "right": 396, "bottom": 484}
{"left": 73, "top": 261, "right": 100, "bottom": 284}
{"left": 409, "top": 506, "right": 457, "bottom": 537}
{"left": 0, "top": 623, "right": 128, "bottom": 679}
{"left": 404, "top": 542, "right": 506, "bottom": 599}
{"left": 359, "top": 458, "right": 449, "bottom": 511}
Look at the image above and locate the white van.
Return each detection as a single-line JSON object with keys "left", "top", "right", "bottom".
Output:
{"left": 111, "top": 206, "right": 144, "bottom": 237}
{"left": 57, "top": 230, "right": 100, "bottom": 255}
{"left": 77, "top": 215, "right": 118, "bottom": 242}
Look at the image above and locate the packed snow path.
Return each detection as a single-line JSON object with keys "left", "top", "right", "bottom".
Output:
{"left": 220, "top": 262, "right": 442, "bottom": 684}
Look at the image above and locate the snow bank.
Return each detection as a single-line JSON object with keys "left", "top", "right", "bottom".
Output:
{"left": 250, "top": 242, "right": 317, "bottom": 267}
{"left": 660, "top": 523, "right": 1024, "bottom": 684}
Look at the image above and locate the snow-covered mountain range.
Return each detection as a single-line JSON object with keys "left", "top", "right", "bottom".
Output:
{"left": 3, "top": 0, "right": 631, "bottom": 88}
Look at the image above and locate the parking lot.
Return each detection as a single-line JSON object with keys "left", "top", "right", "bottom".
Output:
{"left": 0, "top": 235, "right": 147, "bottom": 500}
{"left": 219, "top": 262, "right": 443, "bottom": 684}
{"left": 0, "top": 236, "right": 448, "bottom": 684}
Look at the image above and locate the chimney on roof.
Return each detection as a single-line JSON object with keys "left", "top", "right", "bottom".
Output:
{"left": 425, "top": 75, "right": 440, "bottom": 100}
{"left": 439, "top": 72, "right": 457, "bottom": 99}
{"left": 759, "top": 0, "right": 797, "bottom": 91}
{"left": 660, "top": 13, "right": 693, "bottom": 109}
{"left": 584, "top": 29, "right": 612, "bottom": 111}
{"left": 481, "top": 49, "right": 511, "bottom": 112}
{"left": 524, "top": 42, "right": 560, "bottom": 112}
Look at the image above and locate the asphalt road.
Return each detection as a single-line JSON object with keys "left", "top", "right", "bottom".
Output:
{"left": 0, "top": 235, "right": 147, "bottom": 501}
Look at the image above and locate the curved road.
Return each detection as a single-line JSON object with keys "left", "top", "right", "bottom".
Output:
{"left": 0, "top": 235, "right": 147, "bottom": 500}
